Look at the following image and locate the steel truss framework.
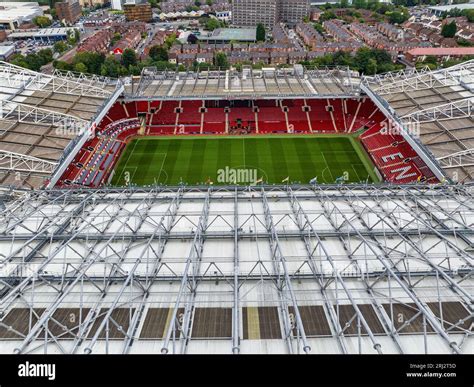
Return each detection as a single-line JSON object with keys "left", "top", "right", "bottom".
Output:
{"left": 437, "top": 149, "right": 474, "bottom": 170}
{"left": 0, "top": 61, "right": 112, "bottom": 99}
{"left": 402, "top": 97, "right": 474, "bottom": 124}
{"left": 129, "top": 65, "right": 360, "bottom": 101}
{"left": 0, "top": 151, "right": 57, "bottom": 175}
{"left": 364, "top": 60, "right": 474, "bottom": 96}
{"left": 400, "top": 98, "right": 474, "bottom": 171}
{"left": 52, "top": 69, "right": 117, "bottom": 91}
{"left": 0, "top": 184, "right": 472, "bottom": 354}
{"left": 363, "top": 66, "right": 431, "bottom": 85}
{"left": 0, "top": 99, "right": 89, "bottom": 130}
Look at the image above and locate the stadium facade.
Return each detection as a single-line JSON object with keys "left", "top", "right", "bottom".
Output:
{"left": 0, "top": 60, "right": 472, "bottom": 354}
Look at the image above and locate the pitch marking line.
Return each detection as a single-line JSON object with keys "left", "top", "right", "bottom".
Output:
{"left": 117, "top": 140, "right": 139, "bottom": 184}
{"left": 320, "top": 151, "right": 334, "bottom": 182}
{"left": 155, "top": 152, "right": 168, "bottom": 183}
{"left": 351, "top": 164, "right": 362, "bottom": 182}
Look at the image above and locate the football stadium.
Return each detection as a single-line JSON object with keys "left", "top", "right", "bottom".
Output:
{"left": 0, "top": 61, "right": 472, "bottom": 354}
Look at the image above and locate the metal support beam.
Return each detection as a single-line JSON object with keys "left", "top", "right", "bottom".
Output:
{"left": 0, "top": 151, "right": 57, "bottom": 175}
{"left": 161, "top": 189, "right": 211, "bottom": 354}
{"left": 261, "top": 188, "right": 311, "bottom": 354}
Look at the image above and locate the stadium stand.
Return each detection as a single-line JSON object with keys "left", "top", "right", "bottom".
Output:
{"left": 57, "top": 118, "right": 141, "bottom": 187}
{"left": 360, "top": 124, "right": 438, "bottom": 183}
{"left": 56, "top": 97, "right": 438, "bottom": 187}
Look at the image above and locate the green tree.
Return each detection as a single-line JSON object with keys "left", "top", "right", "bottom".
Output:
{"left": 53, "top": 60, "right": 73, "bottom": 71}
{"left": 165, "top": 33, "right": 177, "bottom": 49}
{"left": 121, "top": 48, "right": 137, "bottom": 68}
{"left": 320, "top": 11, "right": 337, "bottom": 21}
{"left": 11, "top": 49, "right": 55, "bottom": 71}
{"left": 33, "top": 16, "right": 52, "bottom": 28}
{"left": 367, "top": 0, "right": 379, "bottom": 10}
{"left": 149, "top": 45, "right": 168, "bottom": 61}
{"left": 214, "top": 52, "right": 229, "bottom": 69}
{"left": 9, "top": 54, "right": 29, "bottom": 70}
{"left": 332, "top": 51, "right": 352, "bottom": 66}
{"left": 111, "top": 33, "right": 122, "bottom": 46}
{"left": 100, "top": 56, "right": 130, "bottom": 77}
{"left": 366, "top": 58, "right": 378, "bottom": 74}
{"left": 441, "top": 21, "right": 457, "bottom": 38}
{"left": 24, "top": 54, "right": 43, "bottom": 71}
{"left": 423, "top": 55, "right": 437, "bottom": 65}
{"left": 74, "top": 62, "right": 88, "bottom": 73}
{"left": 256, "top": 23, "right": 266, "bottom": 42}
{"left": 353, "top": 0, "right": 368, "bottom": 9}
{"left": 464, "top": 9, "right": 474, "bottom": 22}
{"left": 205, "top": 18, "right": 221, "bottom": 31}
{"left": 313, "top": 23, "right": 325, "bottom": 34}
{"left": 457, "top": 38, "right": 474, "bottom": 47}
{"left": 388, "top": 11, "right": 408, "bottom": 24}
{"left": 54, "top": 41, "right": 68, "bottom": 53}
{"left": 36, "top": 48, "right": 53, "bottom": 65}
{"left": 416, "top": 61, "right": 434, "bottom": 70}
{"left": 73, "top": 51, "right": 105, "bottom": 74}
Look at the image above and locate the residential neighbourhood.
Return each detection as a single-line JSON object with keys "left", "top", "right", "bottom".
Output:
{"left": 0, "top": 0, "right": 473, "bottom": 76}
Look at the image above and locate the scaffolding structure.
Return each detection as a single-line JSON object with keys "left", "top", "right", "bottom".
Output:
{"left": 0, "top": 184, "right": 472, "bottom": 354}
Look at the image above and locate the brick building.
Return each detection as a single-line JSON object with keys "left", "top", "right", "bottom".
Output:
{"left": 124, "top": 2, "right": 152, "bottom": 22}
{"left": 55, "top": 0, "right": 82, "bottom": 25}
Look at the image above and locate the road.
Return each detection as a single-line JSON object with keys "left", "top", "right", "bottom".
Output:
{"left": 397, "top": 57, "right": 414, "bottom": 69}
{"left": 137, "top": 25, "right": 161, "bottom": 56}
{"left": 40, "top": 28, "right": 97, "bottom": 74}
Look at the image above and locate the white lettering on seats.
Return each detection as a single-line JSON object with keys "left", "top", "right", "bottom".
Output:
{"left": 381, "top": 152, "right": 403, "bottom": 163}
{"left": 391, "top": 166, "right": 417, "bottom": 181}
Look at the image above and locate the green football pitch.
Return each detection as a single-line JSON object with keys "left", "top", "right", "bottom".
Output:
{"left": 110, "top": 134, "right": 379, "bottom": 186}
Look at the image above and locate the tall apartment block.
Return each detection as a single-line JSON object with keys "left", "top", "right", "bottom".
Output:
{"left": 232, "top": 0, "right": 279, "bottom": 29}
{"left": 280, "top": 0, "right": 311, "bottom": 26}
{"left": 232, "top": 0, "right": 309, "bottom": 29}
{"left": 124, "top": 1, "right": 153, "bottom": 22}
{"left": 55, "top": 0, "right": 82, "bottom": 25}
{"left": 111, "top": 0, "right": 123, "bottom": 10}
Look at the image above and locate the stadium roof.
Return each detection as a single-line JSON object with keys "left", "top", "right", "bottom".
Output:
{"left": 0, "top": 62, "right": 119, "bottom": 189}
{"left": 362, "top": 60, "right": 474, "bottom": 183}
{"left": 0, "top": 184, "right": 472, "bottom": 354}
{"left": 126, "top": 65, "right": 361, "bottom": 100}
